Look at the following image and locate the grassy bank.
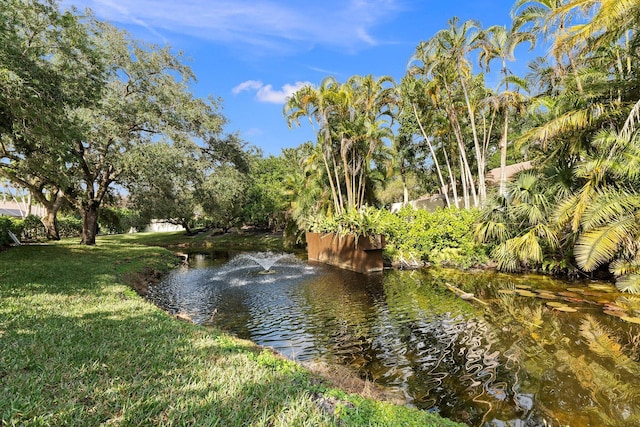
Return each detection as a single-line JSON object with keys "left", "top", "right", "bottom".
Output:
{"left": 0, "top": 235, "right": 463, "bottom": 426}
{"left": 98, "top": 230, "right": 289, "bottom": 252}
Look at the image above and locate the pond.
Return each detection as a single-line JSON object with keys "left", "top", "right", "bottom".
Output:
{"left": 146, "top": 250, "right": 640, "bottom": 426}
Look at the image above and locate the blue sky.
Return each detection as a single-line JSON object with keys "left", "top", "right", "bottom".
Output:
{"left": 60, "top": 0, "right": 534, "bottom": 156}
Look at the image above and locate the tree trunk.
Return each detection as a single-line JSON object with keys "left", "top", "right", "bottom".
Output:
{"left": 460, "top": 152, "right": 469, "bottom": 209}
{"left": 499, "top": 113, "right": 509, "bottom": 197}
{"left": 401, "top": 164, "right": 409, "bottom": 206}
{"left": 81, "top": 202, "right": 99, "bottom": 245}
{"left": 341, "top": 137, "right": 354, "bottom": 210}
{"left": 412, "top": 103, "right": 451, "bottom": 208}
{"left": 320, "top": 142, "right": 342, "bottom": 215}
{"left": 182, "top": 220, "right": 193, "bottom": 236}
{"left": 41, "top": 209, "right": 60, "bottom": 240}
{"left": 443, "top": 144, "right": 458, "bottom": 208}
{"left": 40, "top": 191, "right": 66, "bottom": 240}
{"left": 457, "top": 65, "right": 486, "bottom": 207}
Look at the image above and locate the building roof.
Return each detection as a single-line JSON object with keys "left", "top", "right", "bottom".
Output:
{"left": 0, "top": 201, "right": 46, "bottom": 218}
{"left": 0, "top": 207, "right": 24, "bottom": 217}
{"left": 486, "top": 161, "right": 533, "bottom": 184}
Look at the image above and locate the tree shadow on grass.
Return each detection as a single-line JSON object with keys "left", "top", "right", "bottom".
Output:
{"left": 0, "top": 300, "right": 335, "bottom": 426}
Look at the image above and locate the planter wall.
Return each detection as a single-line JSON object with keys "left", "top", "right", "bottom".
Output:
{"left": 306, "top": 232, "right": 385, "bottom": 274}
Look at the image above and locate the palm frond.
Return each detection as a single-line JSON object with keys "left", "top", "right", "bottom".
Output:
{"left": 512, "top": 229, "right": 544, "bottom": 264}
{"left": 574, "top": 216, "right": 635, "bottom": 271}
{"left": 621, "top": 99, "right": 640, "bottom": 139}
{"left": 615, "top": 273, "right": 640, "bottom": 294}
{"left": 580, "top": 190, "right": 640, "bottom": 231}
{"left": 475, "top": 220, "right": 509, "bottom": 244}
{"left": 491, "top": 240, "right": 521, "bottom": 272}
{"left": 569, "top": 180, "right": 596, "bottom": 232}
{"left": 610, "top": 255, "right": 640, "bottom": 277}
{"left": 579, "top": 315, "right": 625, "bottom": 359}
{"left": 533, "top": 223, "right": 559, "bottom": 249}
{"left": 554, "top": 193, "right": 579, "bottom": 228}
{"left": 524, "top": 107, "right": 593, "bottom": 147}
{"left": 503, "top": 75, "right": 530, "bottom": 92}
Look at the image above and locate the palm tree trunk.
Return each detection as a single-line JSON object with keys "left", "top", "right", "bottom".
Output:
{"left": 444, "top": 99, "right": 477, "bottom": 206}
{"left": 443, "top": 142, "right": 459, "bottom": 208}
{"left": 457, "top": 66, "right": 486, "bottom": 206}
{"left": 328, "top": 147, "right": 345, "bottom": 213}
{"left": 401, "top": 163, "right": 409, "bottom": 206}
{"left": 340, "top": 137, "right": 354, "bottom": 210}
{"left": 412, "top": 103, "right": 451, "bottom": 207}
{"left": 460, "top": 152, "right": 469, "bottom": 209}
{"left": 499, "top": 112, "right": 509, "bottom": 197}
{"left": 320, "top": 147, "right": 341, "bottom": 215}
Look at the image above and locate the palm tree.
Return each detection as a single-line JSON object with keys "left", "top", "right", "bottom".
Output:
{"left": 433, "top": 17, "right": 489, "bottom": 205}
{"left": 398, "top": 77, "right": 454, "bottom": 207}
{"left": 476, "top": 172, "right": 560, "bottom": 272}
{"left": 284, "top": 77, "right": 345, "bottom": 214}
{"left": 410, "top": 20, "right": 489, "bottom": 208}
{"left": 344, "top": 74, "right": 397, "bottom": 210}
{"left": 512, "top": 0, "right": 584, "bottom": 93}
{"left": 284, "top": 75, "right": 396, "bottom": 215}
{"left": 553, "top": 0, "right": 640, "bottom": 58}
{"left": 565, "top": 127, "right": 640, "bottom": 292}
{"left": 478, "top": 24, "right": 534, "bottom": 196}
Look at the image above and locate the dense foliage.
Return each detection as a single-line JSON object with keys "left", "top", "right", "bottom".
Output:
{"left": 469, "top": 0, "right": 640, "bottom": 292}
{"left": 284, "top": 76, "right": 396, "bottom": 216}
{"left": 0, "top": 0, "right": 243, "bottom": 244}
{"left": 98, "top": 208, "right": 145, "bottom": 235}
{"left": 382, "top": 207, "right": 487, "bottom": 268}
{"left": 306, "top": 207, "right": 487, "bottom": 269}
{"left": 282, "top": 0, "right": 640, "bottom": 292}
{"left": 4, "top": 0, "right": 640, "bottom": 292}
{"left": 0, "top": 215, "right": 23, "bottom": 246}
{"left": 241, "top": 154, "right": 292, "bottom": 230}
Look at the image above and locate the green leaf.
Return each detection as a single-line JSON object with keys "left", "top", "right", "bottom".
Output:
{"left": 574, "top": 217, "right": 635, "bottom": 271}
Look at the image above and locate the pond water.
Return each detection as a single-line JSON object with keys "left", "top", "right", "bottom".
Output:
{"left": 147, "top": 250, "right": 640, "bottom": 426}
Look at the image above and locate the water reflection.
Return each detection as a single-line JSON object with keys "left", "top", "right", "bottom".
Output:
{"left": 146, "top": 251, "right": 640, "bottom": 426}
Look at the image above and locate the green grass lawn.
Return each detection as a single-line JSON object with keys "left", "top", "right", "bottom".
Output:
{"left": 98, "top": 229, "right": 289, "bottom": 252}
{"left": 0, "top": 234, "right": 464, "bottom": 426}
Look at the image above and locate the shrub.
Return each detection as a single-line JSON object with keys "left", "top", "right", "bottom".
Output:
{"left": 306, "top": 207, "right": 385, "bottom": 240}
{"left": 21, "top": 214, "right": 46, "bottom": 240}
{"left": 99, "top": 207, "right": 146, "bottom": 234}
{"left": 0, "top": 215, "right": 25, "bottom": 246}
{"left": 57, "top": 216, "right": 82, "bottom": 238}
{"left": 383, "top": 207, "right": 487, "bottom": 268}
{"left": 305, "top": 207, "right": 488, "bottom": 269}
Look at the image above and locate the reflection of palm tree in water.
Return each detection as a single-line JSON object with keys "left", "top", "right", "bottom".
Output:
{"left": 458, "top": 318, "right": 502, "bottom": 425}
{"left": 419, "top": 315, "right": 506, "bottom": 424}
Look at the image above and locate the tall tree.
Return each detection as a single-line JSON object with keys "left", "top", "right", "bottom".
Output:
{"left": 284, "top": 75, "right": 396, "bottom": 215}
{"left": 63, "top": 21, "right": 227, "bottom": 244}
{"left": 398, "top": 77, "right": 455, "bottom": 207}
{"left": 0, "top": 0, "right": 103, "bottom": 239}
{"left": 410, "top": 18, "right": 499, "bottom": 208}
{"left": 125, "top": 142, "right": 201, "bottom": 234}
{"left": 478, "top": 24, "right": 534, "bottom": 196}
{"left": 285, "top": 78, "right": 345, "bottom": 214}
{"left": 434, "top": 17, "right": 489, "bottom": 205}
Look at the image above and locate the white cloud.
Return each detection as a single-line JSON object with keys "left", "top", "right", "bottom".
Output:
{"left": 232, "top": 80, "right": 264, "bottom": 95}
{"left": 233, "top": 80, "right": 311, "bottom": 104}
{"left": 307, "top": 65, "right": 342, "bottom": 77}
{"left": 60, "top": 0, "right": 402, "bottom": 54}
